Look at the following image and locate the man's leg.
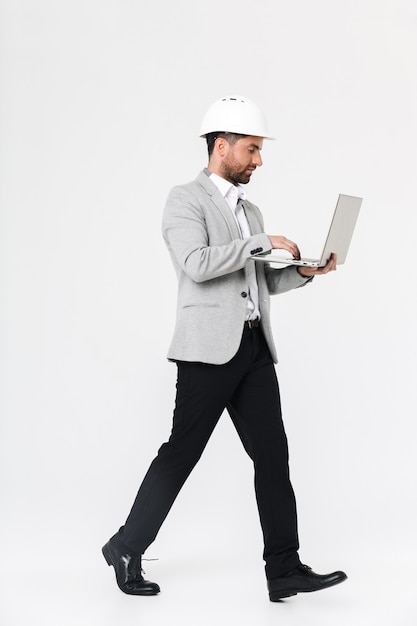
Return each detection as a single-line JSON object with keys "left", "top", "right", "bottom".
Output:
{"left": 116, "top": 331, "right": 259, "bottom": 555}
{"left": 226, "top": 328, "right": 301, "bottom": 580}
{"left": 104, "top": 359, "right": 239, "bottom": 595}
{"left": 117, "top": 362, "right": 226, "bottom": 553}
{"left": 226, "top": 328, "right": 347, "bottom": 600}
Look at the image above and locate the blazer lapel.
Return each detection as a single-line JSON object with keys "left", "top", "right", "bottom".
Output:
{"left": 196, "top": 171, "right": 241, "bottom": 240}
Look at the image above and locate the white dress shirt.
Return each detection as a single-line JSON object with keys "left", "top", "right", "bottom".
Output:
{"left": 208, "top": 172, "right": 260, "bottom": 321}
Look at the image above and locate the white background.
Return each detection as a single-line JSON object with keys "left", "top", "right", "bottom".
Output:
{"left": 1, "top": 1, "right": 416, "bottom": 625}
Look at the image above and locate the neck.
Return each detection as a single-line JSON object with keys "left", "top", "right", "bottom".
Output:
{"left": 207, "top": 164, "right": 238, "bottom": 187}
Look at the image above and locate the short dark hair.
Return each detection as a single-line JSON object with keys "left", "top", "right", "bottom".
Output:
{"left": 206, "top": 132, "right": 248, "bottom": 157}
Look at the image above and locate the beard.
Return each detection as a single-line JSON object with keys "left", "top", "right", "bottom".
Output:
{"left": 219, "top": 156, "right": 255, "bottom": 185}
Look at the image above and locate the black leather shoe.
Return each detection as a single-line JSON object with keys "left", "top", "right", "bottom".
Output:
{"left": 102, "top": 539, "right": 160, "bottom": 596}
{"left": 268, "top": 564, "right": 347, "bottom": 601}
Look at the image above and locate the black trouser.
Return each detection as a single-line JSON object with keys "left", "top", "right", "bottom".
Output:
{"left": 117, "top": 325, "right": 301, "bottom": 579}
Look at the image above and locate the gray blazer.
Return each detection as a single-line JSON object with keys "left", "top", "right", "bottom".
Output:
{"left": 162, "top": 170, "right": 311, "bottom": 364}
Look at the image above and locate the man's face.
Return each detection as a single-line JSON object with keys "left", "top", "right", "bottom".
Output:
{"left": 219, "top": 135, "right": 264, "bottom": 185}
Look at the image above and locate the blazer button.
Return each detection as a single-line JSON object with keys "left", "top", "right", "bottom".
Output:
{"left": 241, "top": 291, "right": 248, "bottom": 298}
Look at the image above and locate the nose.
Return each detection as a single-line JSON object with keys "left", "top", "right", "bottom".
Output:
{"left": 253, "top": 152, "right": 262, "bottom": 167}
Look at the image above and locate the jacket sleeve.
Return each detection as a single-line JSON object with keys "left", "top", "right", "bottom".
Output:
{"left": 264, "top": 264, "right": 313, "bottom": 294}
{"left": 162, "top": 186, "right": 271, "bottom": 283}
{"left": 248, "top": 198, "right": 313, "bottom": 295}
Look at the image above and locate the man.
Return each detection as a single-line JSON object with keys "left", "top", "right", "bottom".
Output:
{"left": 102, "top": 95, "right": 347, "bottom": 601}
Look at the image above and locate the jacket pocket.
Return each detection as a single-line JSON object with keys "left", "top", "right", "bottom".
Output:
{"left": 182, "top": 303, "right": 220, "bottom": 309}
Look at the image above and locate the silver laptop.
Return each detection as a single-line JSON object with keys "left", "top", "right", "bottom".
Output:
{"left": 251, "top": 193, "right": 362, "bottom": 267}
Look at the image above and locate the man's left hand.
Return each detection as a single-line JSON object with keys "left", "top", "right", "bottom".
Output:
{"left": 297, "top": 253, "right": 337, "bottom": 277}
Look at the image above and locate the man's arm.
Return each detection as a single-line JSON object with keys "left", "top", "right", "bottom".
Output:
{"left": 264, "top": 264, "right": 313, "bottom": 295}
{"left": 162, "top": 187, "right": 271, "bottom": 283}
{"left": 264, "top": 254, "right": 337, "bottom": 294}
{"left": 263, "top": 225, "right": 338, "bottom": 294}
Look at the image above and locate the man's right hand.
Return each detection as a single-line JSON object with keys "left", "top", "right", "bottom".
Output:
{"left": 268, "top": 235, "right": 301, "bottom": 260}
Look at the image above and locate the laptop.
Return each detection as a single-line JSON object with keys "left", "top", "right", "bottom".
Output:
{"left": 250, "top": 193, "right": 362, "bottom": 267}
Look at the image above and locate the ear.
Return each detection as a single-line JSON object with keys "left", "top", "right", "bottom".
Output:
{"left": 215, "top": 137, "right": 229, "bottom": 157}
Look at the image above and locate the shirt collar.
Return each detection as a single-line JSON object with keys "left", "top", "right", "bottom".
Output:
{"left": 207, "top": 171, "right": 247, "bottom": 209}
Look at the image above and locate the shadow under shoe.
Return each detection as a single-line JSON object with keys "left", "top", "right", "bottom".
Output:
{"left": 102, "top": 540, "right": 160, "bottom": 596}
{"left": 268, "top": 564, "right": 347, "bottom": 601}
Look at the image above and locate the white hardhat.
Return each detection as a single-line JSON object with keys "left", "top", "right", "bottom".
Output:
{"left": 199, "top": 95, "right": 275, "bottom": 139}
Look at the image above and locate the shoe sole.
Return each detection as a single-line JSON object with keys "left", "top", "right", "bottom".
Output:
{"left": 269, "top": 574, "right": 347, "bottom": 602}
{"left": 269, "top": 591, "right": 298, "bottom": 601}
